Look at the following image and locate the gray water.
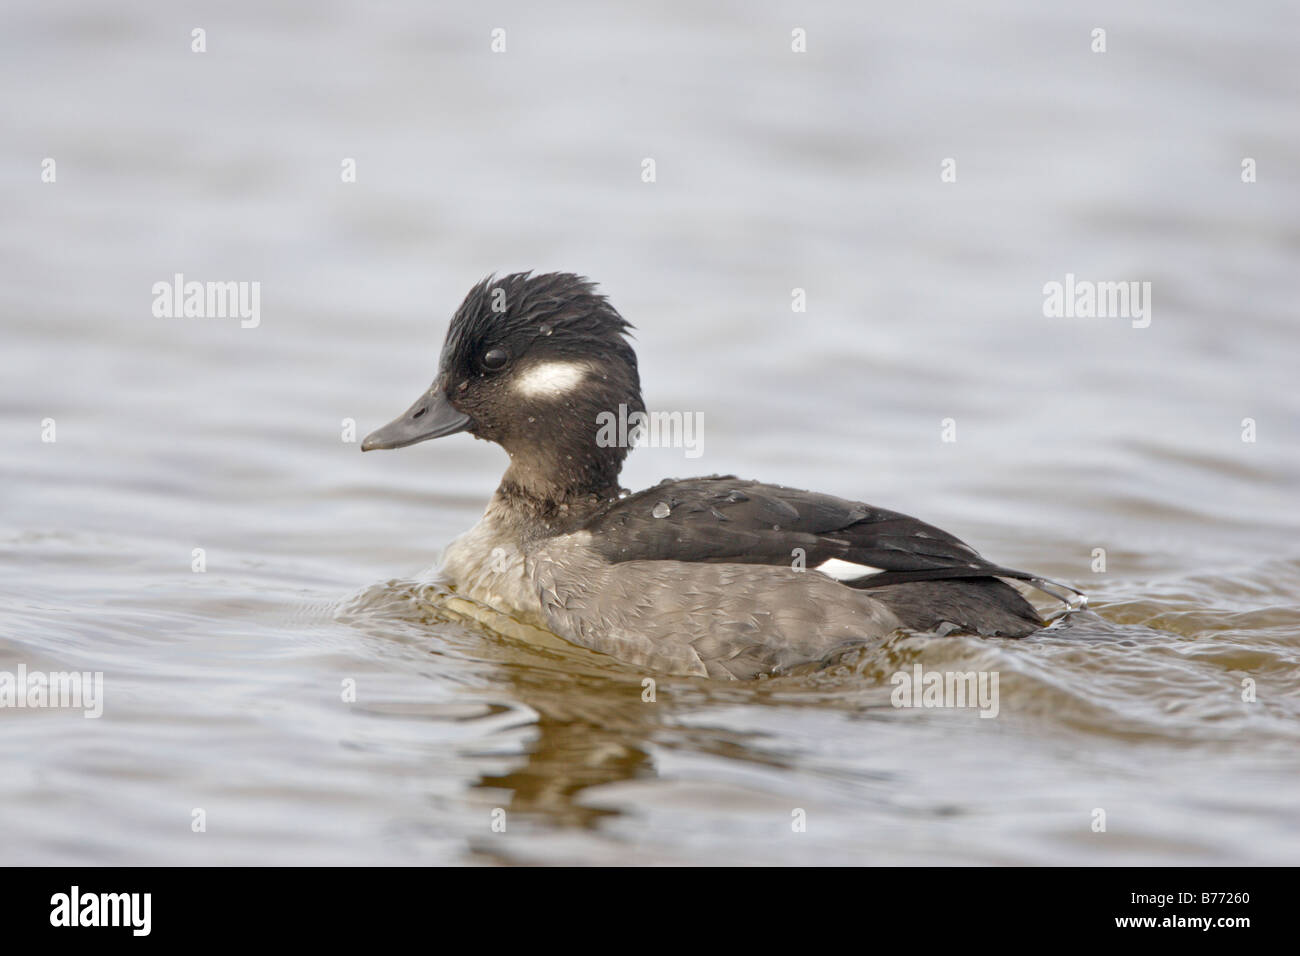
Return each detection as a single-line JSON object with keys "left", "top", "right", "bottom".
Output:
{"left": 2, "top": 0, "right": 1298, "bottom": 865}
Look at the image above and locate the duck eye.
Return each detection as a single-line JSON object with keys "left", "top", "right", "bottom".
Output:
{"left": 480, "top": 348, "right": 509, "bottom": 372}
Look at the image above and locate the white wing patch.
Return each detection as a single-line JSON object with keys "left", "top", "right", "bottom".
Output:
{"left": 815, "top": 557, "right": 884, "bottom": 581}
{"left": 514, "top": 361, "right": 588, "bottom": 397}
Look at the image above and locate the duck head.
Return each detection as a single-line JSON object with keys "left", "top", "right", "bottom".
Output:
{"left": 362, "top": 272, "right": 646, "bottom": 503}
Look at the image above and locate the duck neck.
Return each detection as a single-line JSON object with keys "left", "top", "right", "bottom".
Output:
{"left": 493, "top": 442, "right": 625, "bottom": 529}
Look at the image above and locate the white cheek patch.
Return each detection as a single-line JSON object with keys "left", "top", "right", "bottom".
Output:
{"left": 815, "top": 558, "right": 884, "bottom": 581}
{"left": 514, "top": 361, "right": 588, "bottom": 397}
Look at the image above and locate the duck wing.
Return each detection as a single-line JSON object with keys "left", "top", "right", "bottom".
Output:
{"left": 582, "top": 476, "right": 1083, "bottom": 606}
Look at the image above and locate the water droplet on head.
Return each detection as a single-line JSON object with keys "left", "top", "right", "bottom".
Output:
{"left": 539, "top": 323, "right": 552, "bottom": 336}
{"left": 652, "top": 502, "right": 671, "bottom": 519}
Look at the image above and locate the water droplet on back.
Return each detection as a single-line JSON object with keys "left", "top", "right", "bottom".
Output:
{"left": 652, "top": 502, "right": 671, "bottom": 519}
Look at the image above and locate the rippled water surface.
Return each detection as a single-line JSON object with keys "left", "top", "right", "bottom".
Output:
{"left": 2, "top": 0, "right": 1298, "bottom": 864}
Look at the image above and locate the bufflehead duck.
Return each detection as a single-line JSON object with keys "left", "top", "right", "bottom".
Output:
{"left": 363, "top": 272, "right": 1084, "bottom": 679}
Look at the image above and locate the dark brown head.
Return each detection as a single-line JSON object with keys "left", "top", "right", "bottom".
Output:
{"left": 362, "top": 272, "right": 646, "bottom": 502}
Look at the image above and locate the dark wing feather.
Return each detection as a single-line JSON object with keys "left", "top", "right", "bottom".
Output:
{"left": 584, "top": 476, "right": 1067, "bottom": 595}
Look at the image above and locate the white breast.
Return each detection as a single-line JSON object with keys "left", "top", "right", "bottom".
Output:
{"left": 440, "top": 518, "right": 544, "bottom": 625}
